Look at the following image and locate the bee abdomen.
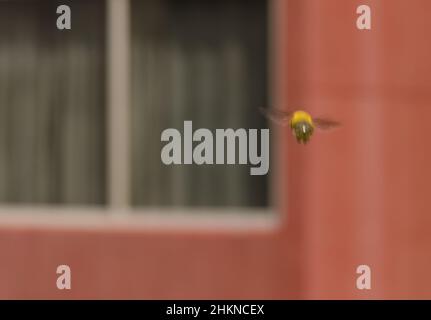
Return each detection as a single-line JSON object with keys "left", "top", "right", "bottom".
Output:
{"left": 292, "top": 121, "right": 314, "bottom": 144}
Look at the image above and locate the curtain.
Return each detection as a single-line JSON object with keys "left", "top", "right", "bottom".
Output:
{"left": 0, "top": 0, "right": 106, "bottom": 204}
{"left": 131, "top": 0, "right": 269, "bottom": 207}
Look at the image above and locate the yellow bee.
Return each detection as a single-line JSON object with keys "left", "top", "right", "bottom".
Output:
{"left": 260, "top": 107, "right": 340, "bottom": 144}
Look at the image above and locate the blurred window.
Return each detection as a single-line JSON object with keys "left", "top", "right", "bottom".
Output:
{"left": 0, "top": 0, "right": 269, "bottom": 210}
{"left": 131, "top": 0, "right": 269, "bottom": 207}
{"left": 0, "top": 0, "right": 106, "bottom": 205}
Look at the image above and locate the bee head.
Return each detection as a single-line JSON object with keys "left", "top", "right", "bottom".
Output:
{"left": 292, "top": 121, "right": 314, "bottom": 144}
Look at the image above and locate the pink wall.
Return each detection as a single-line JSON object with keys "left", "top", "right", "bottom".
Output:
{"left": 0, "top": 226, "right": 289, "bottom": 299}
{"left": 284, "top": 0, "right": 431, "bottom": 299}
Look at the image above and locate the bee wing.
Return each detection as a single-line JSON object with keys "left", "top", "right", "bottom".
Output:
{"left": 313, "top": 117, "right": 341, "bottom": 130}
{"left": 259, "top": 107, "right": 292, "bottom": 126}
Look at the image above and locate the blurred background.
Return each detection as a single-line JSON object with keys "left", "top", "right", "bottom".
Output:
{"left": 0, "top": 0, "right": 269, "bottom": 207}
{"left": 0, "top": 0, "right": 277, "bottom": 299}
{"left": 1, "top": 0, "right": 431, "bottom": 300}
{"left": 0, "top": 0, "right": 107, "bottom": 205}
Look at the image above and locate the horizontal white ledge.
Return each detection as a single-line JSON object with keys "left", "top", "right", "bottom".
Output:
{"left": 0, "top": 206, "right": 278, "bottom": 232}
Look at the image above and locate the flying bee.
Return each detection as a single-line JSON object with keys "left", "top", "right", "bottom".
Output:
{"left": 259, "top": 107, "right": 340, "bottom": 144}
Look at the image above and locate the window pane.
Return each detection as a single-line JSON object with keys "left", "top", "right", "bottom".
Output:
{"left": 0, "top": 0, "right": 106, "bottom": 204}
{"left": 131, "top": 0, "right": 269, "bottom": 207}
